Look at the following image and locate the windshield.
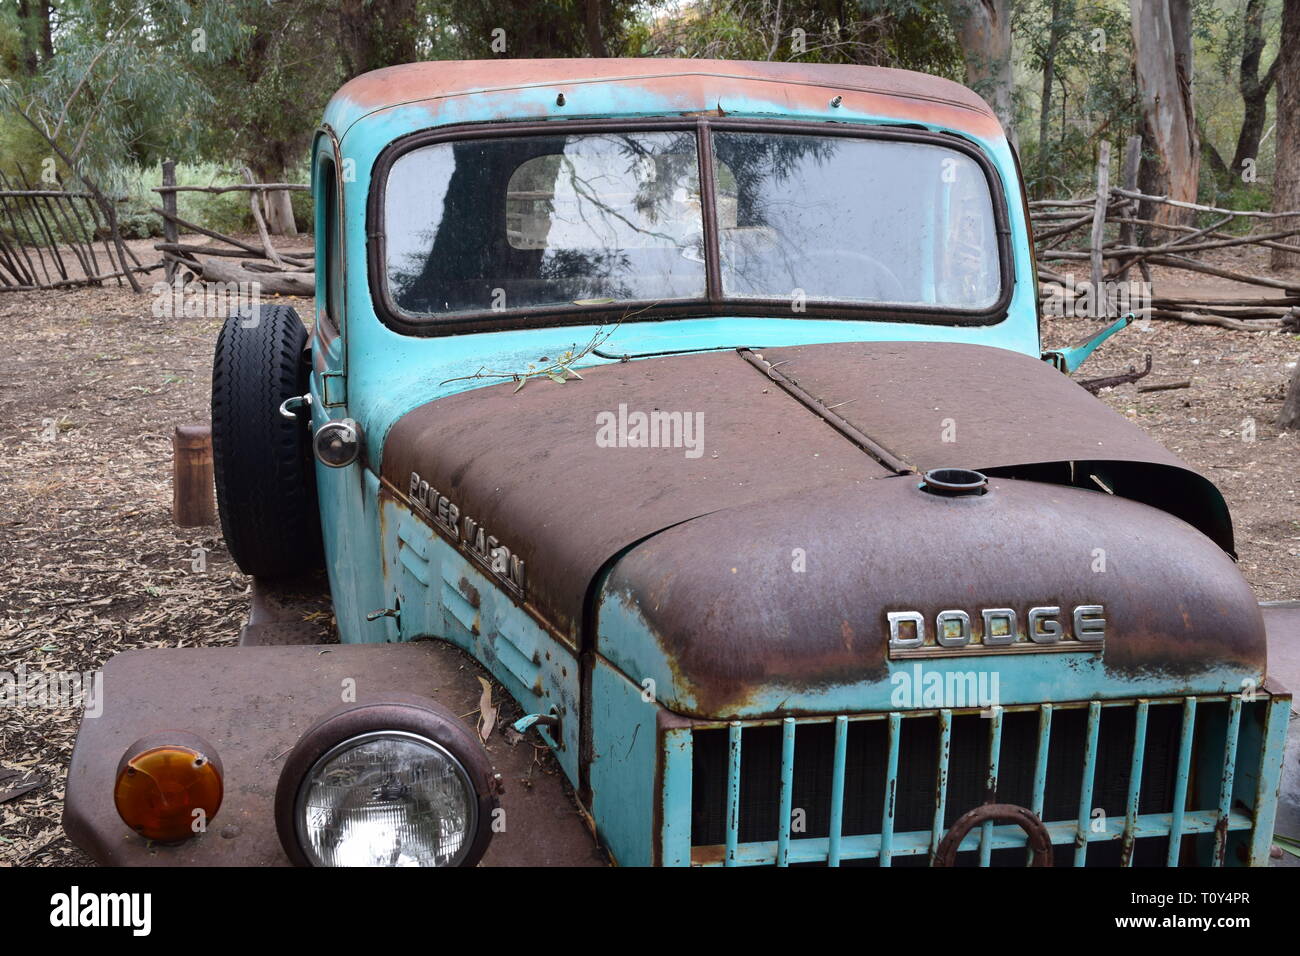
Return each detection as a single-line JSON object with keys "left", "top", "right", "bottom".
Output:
{"left": 381, "top": 125, "right": 1003, "bottom": 322}
{"left": 712, "top": 132, "right": 999, "bottom": 307}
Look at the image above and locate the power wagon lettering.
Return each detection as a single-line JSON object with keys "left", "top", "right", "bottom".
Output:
{"left": 408, "top": 471, "right": 527, "bottom": 596}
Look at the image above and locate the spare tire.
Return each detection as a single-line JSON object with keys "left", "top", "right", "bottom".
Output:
{"left": 211, "top": 305, "right": 323, "bottom": 577}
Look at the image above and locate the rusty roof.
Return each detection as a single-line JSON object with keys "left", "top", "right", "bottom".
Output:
{"left": 327, "top": 58, "right": 1002, "bottom": 139}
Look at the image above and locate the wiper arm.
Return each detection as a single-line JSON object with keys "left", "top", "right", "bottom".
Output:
{"left": 591, "top": 345, "right": 759, "bottom": 362}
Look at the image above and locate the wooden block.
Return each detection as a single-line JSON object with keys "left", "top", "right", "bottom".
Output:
{"left": 173, "top": 424, "right": 216, "bottom": 527}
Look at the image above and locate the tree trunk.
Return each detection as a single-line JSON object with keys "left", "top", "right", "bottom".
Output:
{"left": 38, "top": 0, "right": 53, "bottom": 62}
{"left": 249, "top": 160, "right": 298, "bottom": 237}
{"left": 1201, "top": 134, "right": 1230, "bottom": 187}
{"left": 1231, "top": 0, "right": 1279, "bottom": 177}
{"left": 1280, "top": 362, "right": 1300, "bottom": 430}
{"left": 1130, "top": 0, "right": 1199, "bottom": 226}
{"left": 947, "top": 0, "right": 1017, "bottom": 148}
{"left": 1038, "top": 0, "right": 1063, "bottom": 178}
{"left": 338, "top": 0, "right": 419, "bottom": 77}
{"left": 337, "top": 0, "right": 372, "bottom": 77}
{"left": 264, "top": 190, "right": 298, "bottom": 239}
{"left": 1272, "top": 0, "right": 1300, "bottom": 270}
{"left": 584, "top": 0, "right": 608, "bottom": 57}
{"left": 16, "top": 0, "right": 39, "bottom": 75}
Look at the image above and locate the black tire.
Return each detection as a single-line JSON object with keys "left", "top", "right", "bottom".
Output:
{"left": 211, "top": 304, "right": 323, "bottom": 577}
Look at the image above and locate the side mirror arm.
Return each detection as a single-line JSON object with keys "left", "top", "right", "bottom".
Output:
{"left": 1041, "top": 312, "right": 1135, "bottom": 374}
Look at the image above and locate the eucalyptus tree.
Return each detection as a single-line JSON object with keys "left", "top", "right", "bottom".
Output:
{"left": 1271, "top": 0, "right": 1298, "bottom": 269}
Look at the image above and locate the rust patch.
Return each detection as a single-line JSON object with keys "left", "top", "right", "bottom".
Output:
{"left": 382, "top": 342, "right": 1260, "bottom": 719}
{"left": 604, "top": 472, "right": 1264, "bottom": 717}
{"left": 381, "top": 350, "right": 888, "bottom": 644}
{"left": 933, "top": 803, "right": 1053, "bottom": 867}
{"left": 332, "top": 59, "right": 1004, "bottom": 139}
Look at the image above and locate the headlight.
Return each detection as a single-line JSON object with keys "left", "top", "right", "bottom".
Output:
{"left": 298, "top": 731, "right": 476, "bottom": 866}
{"left": 275, "top": 695, "right": 498, "bottom": 867}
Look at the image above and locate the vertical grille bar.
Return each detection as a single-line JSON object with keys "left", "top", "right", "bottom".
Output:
{"left": 724, "top": 721, "right": 742, "bottom": 867}
{"left": 775, "top": 717, "right": 795, "bottom": 867}
{"left": 1120, "top": 699, "right": 1149, "bottom": 867}
{"left": 827, "top": 715, "right": 848, "bottom": 867}
{"left": 930, "top": 708, "right": 952, "bottom": 866}
{"left": 980, "top": 706, "right": 1004, "bottom": 866}
{"left": 1212, "top": 695, "right": 1242, "bottom": 867}
{"left": 1073, "top": 700, "right": 1102, "bottom": 867}
{"left": 661, "top": 725, "right": 694, "bottom": 866}
{"left": 1249, "top": 693, "right": 1293, "bottom": 865}
{"left": 1166, "top": 697, "right": 1198, "bottom": 866}
{"left": 1026, "top": 704, "right": 1052, "bottom": 866}
{"left": 879, "top": 713, "right": 901, "bottom": 867}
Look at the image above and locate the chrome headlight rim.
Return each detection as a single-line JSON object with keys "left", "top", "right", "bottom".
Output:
{"left": 274, "top": 693, "right": 498, "bottom": 868}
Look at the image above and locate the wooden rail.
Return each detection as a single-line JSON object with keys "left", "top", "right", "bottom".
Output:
{"left": 152, "top": 165, "right": 313, "bottom": 295}
{"left": 0, "top": 164, "right": 154, "bottom": 292}
{"left": 1032, "top": 136, "right": 1300, "bottom": 331}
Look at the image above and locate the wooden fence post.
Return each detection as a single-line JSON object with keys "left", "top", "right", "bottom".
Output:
{"left": 1281, "top": 358, "right": 1300, "bottom": 431}
{"left": 161, "top": 160, "right": 178, "bottom": 283}
{"left": 173, "top": 425, "right": 215, "bottom": 527}
{"left": 1090, "top": 139, "right": 1111, "bottom": 312}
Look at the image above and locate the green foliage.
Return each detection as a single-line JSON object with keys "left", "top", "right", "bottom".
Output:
{"left": 1013, "top": 0, "right": 1141, "bottom": 197}
{"left": 0, "top": 0, "right": 1289, "bottom": 221}
{"left": 635, "top": 0, "right": 962, "bottom": 77}
{"left": 1196, "top": 163, "right": 1273, "bottom": 230}
{"left": 0, "top": 0, "right": 252, "bottom": 194}
{"left": 194, "top": 0, "right": 344, "bottom": 178}
{"left": 437, "top": 0, "right": 641, "bottom": 57}
{"left": 0, "top": 3, "right": 25, "bottom": 76}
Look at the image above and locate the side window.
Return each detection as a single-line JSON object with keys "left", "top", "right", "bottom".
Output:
{"left": 318, "top": 156, "right": 341, "bottom": 331}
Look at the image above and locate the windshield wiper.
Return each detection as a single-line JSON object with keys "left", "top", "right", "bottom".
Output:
{"left": 591, "top": 345, "right": 759, "bottom": 362}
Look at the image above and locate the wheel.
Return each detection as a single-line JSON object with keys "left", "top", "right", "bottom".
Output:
{"left": 211, "top": 304, "right": 323, "bottom": 577}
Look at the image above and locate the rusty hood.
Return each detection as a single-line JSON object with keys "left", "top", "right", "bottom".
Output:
{"left": 381, "top": 341, "right": 1258, "bottom": 715}
{"left": 599, "top": 474, "right": 1263, "bottom": 718}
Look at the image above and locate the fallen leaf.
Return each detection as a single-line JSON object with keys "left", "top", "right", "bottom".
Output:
{"left": 476, "top": 677, "right": 497, "bottom": 743}
{"left": 0, "top": 770, "right": 46, "bottom": 805}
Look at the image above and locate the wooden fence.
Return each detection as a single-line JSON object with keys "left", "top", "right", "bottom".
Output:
{"left": 152, "top": 161, "right": 312, "bottom": 296}
{"left": 0, "top": 166, "right": 152, "bottom": 292}
{"left": 1032, "top": 135, "right": 1300, "bottom": 331}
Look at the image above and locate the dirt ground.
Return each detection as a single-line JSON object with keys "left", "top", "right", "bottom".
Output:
{"left": 0, "top": 263, "right": 1297, "bottom": 866}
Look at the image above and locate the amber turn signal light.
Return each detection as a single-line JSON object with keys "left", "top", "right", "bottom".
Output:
{"left": 113, "top": 732, "right": 223, "bottom": 843}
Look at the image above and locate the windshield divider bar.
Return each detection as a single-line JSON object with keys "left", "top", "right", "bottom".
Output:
{"left": 697, "top": 120, "right": 723, "bottom": 304}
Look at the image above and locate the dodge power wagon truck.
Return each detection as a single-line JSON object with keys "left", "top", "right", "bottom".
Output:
{"left": 63, "top": 59, "right": 1290, "bottom": 867}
